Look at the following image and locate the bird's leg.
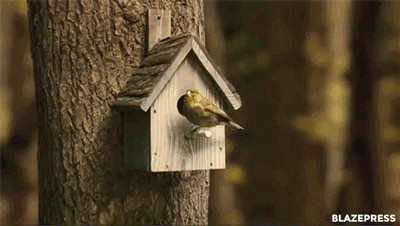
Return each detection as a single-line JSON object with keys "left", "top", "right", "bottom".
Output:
{"left": 191, "top": 126, "right": 201, "bottom": 134}
{"left": 185, "top": 126, "right": 212, "bottom": 139}
{"left": 184, "top": 126, "right": 200, "bottom": 139}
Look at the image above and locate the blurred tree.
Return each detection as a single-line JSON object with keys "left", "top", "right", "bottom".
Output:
{"left": 344, "top": 1, "right": 382, "bottom": 214}
{"left": 371, "top": 1, "right": 400, "bottom": 216}
{"left": 0, "top": 1, "right": 37, "bottom": 224}
{"left": 205, "top": 1, "right": 243, "bottom": 225}
{"left": 3, "top": 0, "right": 397, "bottom": 224}
{"left": 294, "top": 1, "right": 352, "bottom": 223}
{"left": 28, "top": 0, "right": 208, "bottom": 224}
{"left": 217, "top": 1, "right": 312, "bottom": 224}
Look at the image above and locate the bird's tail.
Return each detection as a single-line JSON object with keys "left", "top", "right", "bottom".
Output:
{"left": 228, "top": 121, "right": 244, "bottom": 130}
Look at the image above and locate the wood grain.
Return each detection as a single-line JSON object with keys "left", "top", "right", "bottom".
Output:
{"left": 148, "top": 34, "right": 191, "bottom": 55}
{"left": 113, "top": 33, "right": 241, "bottom": 114}
{"left": 133, "top": 64, "right": 170, "bottom": 76}
{"left": 143, "top": 47, "right": 179, "bottom": 66}
{"left": 191, "top": 39, "right": 242, "bottom": 110}
{"left": 140, "top": 39, "right": 193, "bottom": 111}
{"left": 140, "top": 36, "right": 242, "bottom": 111}
{"left": 148, "top": 9, "right": 171, "bottom": 52}
{"left": 150, "top": 54, "right": 225, "bottom": 171}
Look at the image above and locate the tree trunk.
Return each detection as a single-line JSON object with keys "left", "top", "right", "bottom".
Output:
{"left": 371, "top": 1, "right": 400, "bottom": 216}
{"left": 204, "top": 2, "right": 243, "bottom": 225}
{"left": 27, "top": 0, "right": 208, "bottom": 224}
{"left": 345, "top": 1, "right": 382, "bottom": 214}
{"left": 217, "top": 1, "right": 309, "bottom": 224}
{"left": 298, "top": 1, "right": 352, "bottom": 223}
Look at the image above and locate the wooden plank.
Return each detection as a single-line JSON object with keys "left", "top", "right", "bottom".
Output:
{"left": 124, "top": 111, "right": 150, "bottom": 171}
{"left": 191, "top": 39, "right": 242, "bottom": 110}
{"left": 150, "top": 55, "right": 225, "bottom": 171}
{"left": 140, "top": 38, "right": 193, "bottom": 111}
{"left": 148, "top": 9, "right": 171, "bottom": 52}
{"left": 143, "top": 47, "right": 178, "bottom": 66}
{"left": 121, "top": 74, "right": 163, "bottom": 97}
{"left": 140, "top": 36, "right": 242, "bottom": 112}
{"left": 111, "top": 97, "right": 144, "bottom": 108}
{"left": 148, "top": 34, "right": 191, "bottom": 55}
{"left": 134, "top": 64, "right": 170, "bottom": 76}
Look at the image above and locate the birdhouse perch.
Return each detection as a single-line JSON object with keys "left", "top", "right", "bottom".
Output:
{"left": 111, "top": 9, "right": 242, "bottom": 172}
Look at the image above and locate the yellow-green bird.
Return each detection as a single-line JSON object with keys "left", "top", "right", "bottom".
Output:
{"left": 177, "top": 89, "right": 244, "bottom": 130}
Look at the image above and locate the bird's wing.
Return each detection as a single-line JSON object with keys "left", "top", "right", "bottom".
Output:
{"left": 198, "top": 96, "right": 214, "bottom": 108}
{"left": 196, "top": 93, "right": 231, "bottom": 122}
{"left": 204, "top": 104, "right": 232, "bottom": 123}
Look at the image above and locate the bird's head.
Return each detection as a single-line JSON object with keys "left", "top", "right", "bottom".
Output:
{"left": 186, "top": 89, "right": 199, "bottom": 97}
{"left": 178, "top": 89, "right": 199, "bottom": 114}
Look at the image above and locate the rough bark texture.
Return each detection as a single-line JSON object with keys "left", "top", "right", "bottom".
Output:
{"left": 27, "top": 0, "right": 208, "bottom": 224}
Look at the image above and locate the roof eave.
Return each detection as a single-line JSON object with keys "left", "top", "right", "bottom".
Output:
{"left": 190, "top": 38, "right": 242, "bottom": 110}
{"left": 139, "top": 35, "right": 242, "bottom": 111}
{"left": 139, "top": 37, "right": 194, "bottom": 111}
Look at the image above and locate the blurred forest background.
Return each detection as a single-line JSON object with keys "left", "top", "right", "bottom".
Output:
{"left": 1, "top": 0, "right": 399, "bottom": 224}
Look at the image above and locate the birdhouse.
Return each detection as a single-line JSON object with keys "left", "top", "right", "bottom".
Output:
{"left": 111, "top": 9, "right": 241, "bottom": 172}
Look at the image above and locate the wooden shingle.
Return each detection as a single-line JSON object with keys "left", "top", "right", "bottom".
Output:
{"left": 112, "top": 33, "right": 241, "bottom": 111}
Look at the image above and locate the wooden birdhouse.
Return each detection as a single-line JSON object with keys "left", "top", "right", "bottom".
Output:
{"left": 111, "top": 9, "right": 241, "bottom": 172}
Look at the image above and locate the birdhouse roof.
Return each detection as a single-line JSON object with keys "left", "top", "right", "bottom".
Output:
{"left": 112, "top": 33, "right": 241, "bottom": 112}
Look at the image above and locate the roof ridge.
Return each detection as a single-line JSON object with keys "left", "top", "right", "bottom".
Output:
{"left": 147, "top": 33, "right": 192, "bottom": 56}
{"left": 111, "top": 34, "right": 241, "bottom": 111}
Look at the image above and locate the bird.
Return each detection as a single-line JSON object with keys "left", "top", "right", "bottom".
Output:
{"left": 177, "top": 89, "right": 244, "bottom": 130}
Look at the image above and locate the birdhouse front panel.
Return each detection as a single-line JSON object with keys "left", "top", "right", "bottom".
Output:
{"left": 150, "top": 53, "right": 225, "bottom": 171}
{"left": 111, "top": 33, "right": 242, "bottom": 172}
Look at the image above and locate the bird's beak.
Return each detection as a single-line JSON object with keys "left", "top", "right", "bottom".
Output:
{"left": 186, "top": 90, "right": 191, "bottom": 96}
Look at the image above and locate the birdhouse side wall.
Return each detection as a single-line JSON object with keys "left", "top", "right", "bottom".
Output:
{"left": 150, "top": 54, "right": 226, "bottom": 171}
{"left": 124, "top": 111, "right": 151, "bottom": 171}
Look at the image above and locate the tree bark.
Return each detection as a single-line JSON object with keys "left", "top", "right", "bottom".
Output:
{"left": 27, "top": 0, "right": 208, "bottom": 224}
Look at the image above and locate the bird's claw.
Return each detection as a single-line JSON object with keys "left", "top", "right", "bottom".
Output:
{"left": 184, "top": 127, "right": 212, "bottom": 139}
